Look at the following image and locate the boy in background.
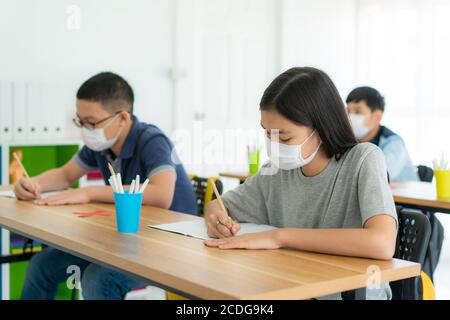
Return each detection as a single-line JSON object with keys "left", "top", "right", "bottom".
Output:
{"left": 346, "top": 86, "right": 418, "bottom": 182}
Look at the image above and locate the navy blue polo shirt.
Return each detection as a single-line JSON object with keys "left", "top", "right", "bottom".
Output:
{"left": 73, "top": 116, "right": 198, "bottom": 215}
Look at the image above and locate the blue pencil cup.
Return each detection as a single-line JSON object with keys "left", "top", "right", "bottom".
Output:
{"left": 113, "top": 191, "right": 143, "bottom": 233}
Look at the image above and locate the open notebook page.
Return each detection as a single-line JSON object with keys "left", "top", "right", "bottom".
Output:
{"left": 0, "top": 190, "right": 62, "bottom": 199}
{"left": 149, "top": 219, "right": 276, "bottom": 240}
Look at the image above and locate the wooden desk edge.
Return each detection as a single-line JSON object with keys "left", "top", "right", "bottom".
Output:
{"left": 242, "top": 261, "right": 421, "bottom": 300}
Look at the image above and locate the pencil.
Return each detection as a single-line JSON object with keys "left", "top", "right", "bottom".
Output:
{"left": 13, "top": 152, "right": 30, "bottom": 179}
{"left": 107, "top": 162, "right": 116, "bottom": 176}
{"left": 210, "top": 178, "right": 232, "bottom": 228}
{"left": 129, "top": 179, "right": 136, "bottom": 194}
{"left": 139, "top": 178, "right": 149, "bottom": 193}
{"left": 135, "top": 175, "right": 140, "bottom": 192}
{"left": 116, "top": 173, "right": 124, "bottom": 194}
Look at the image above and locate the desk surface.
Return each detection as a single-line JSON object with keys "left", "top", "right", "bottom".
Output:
{"left": 219, "top": 171, "right": 250, "bottom": 182}
{"left": 391, "top": 181, "right": 450, "bottom": 212}
{"left": 0, "top": 187, "right": 420, "bottom": 300}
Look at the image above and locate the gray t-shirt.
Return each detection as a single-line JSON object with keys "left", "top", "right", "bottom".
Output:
{"left": 222, "top": 142, "right": 398, "bottom": 300}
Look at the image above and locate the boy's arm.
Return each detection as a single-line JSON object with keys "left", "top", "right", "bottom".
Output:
{"left": 35, "top": 170, "right": 176, "bottom": 207}
{"left": 34, "top": 159, "right": 87, "bottom": 191}
{"left": 14, "top": 159, "right": 86, "bottom": 200}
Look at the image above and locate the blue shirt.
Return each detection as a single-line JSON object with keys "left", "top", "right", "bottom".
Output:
{"left": 74, "top": 116, "right": 198, "bottom": 215}
{"left": 370, "top": 126, "right": 419, "bottom": 182}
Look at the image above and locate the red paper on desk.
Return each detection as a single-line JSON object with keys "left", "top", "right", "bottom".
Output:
{"left": 73, "top": 210, "right": 111, "bottom": 218}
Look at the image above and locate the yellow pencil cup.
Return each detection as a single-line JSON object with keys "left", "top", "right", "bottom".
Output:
{"left": 434, "top": 170, "right": 450, "bottom": 200}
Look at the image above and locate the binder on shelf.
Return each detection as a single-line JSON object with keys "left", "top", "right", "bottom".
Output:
{"left": 27, "top": 82, "right": 45, "bottom": 140}
{"left": 0, "top": 81, "right": 14, "bottom": 142}
{"left": 13, "top": 81, "right": 28, "bottom": 141}
{"left": 44, "top": 83, "right": 67, "bottom": 140}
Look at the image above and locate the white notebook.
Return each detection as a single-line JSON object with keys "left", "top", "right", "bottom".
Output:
{"left": 0, "top": 190, "right": 61, "bottom": 199}
{"left": 149, "top": 219, "right": 276, "bottom": 240}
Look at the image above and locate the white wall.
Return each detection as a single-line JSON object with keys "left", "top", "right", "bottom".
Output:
{"left": 280, "top": 0, "right": 357, "bottom": 99}
{"left": 0, "top": 0, "right": 176, "bottom": 137}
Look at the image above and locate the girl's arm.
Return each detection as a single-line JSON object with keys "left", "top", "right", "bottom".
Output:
{"left": 277, "top": 215, "right": 397, "bottom": 260}
{"left": 204, "top": 214, "right": 397, "bottom": 260}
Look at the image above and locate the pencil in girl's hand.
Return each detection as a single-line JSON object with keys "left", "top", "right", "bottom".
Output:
{"left": 210, "top": 178, "right": 232, "bottom": 228}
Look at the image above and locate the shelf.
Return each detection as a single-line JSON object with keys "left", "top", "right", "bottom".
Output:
{"left": 0, "top": 141, "right": 81, "bottom": 300}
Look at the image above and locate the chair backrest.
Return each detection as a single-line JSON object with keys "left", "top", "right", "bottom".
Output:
{"left": 189, "top": 174, "right": 223, "bottom": 216}
{"left": 417, "top": 165, "right": 434, "bottom": 182}
{"left": 395, "top": 207, "right": 431, "bottom": 263}
{"left": 391, "top": 206, "right": 432, "bottom": 300}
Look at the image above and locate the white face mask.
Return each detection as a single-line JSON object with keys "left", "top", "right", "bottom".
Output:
{"left": 348, "top": 114, "right": 371, "bottom": 139}
{"left": 266, "top": 130, "right": 322, "bottom": 170}
{"left": 81, "top": 115, "right": 122, "bottom": 152}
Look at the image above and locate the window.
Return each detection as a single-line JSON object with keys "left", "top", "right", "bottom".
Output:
{"left": 356, "top": 0, "right": 450, "bottom": 165}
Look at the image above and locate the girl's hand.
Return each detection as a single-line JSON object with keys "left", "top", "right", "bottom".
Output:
{"left": 204, "top": 200, "right": 240, "bottom": 238}
{"left": 34, "top": 188, "right": 90, "bottom": 206}
{"left": 14, "top": 177, "right": 42, "bottom": 200}
{"left": 203, "top": 230, "right": 281, "bottom": 249}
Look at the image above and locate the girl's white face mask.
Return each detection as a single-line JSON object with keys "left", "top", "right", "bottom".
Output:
{"left": 348, "top": 113, "right": 371, "bottom": 139}
{"left": 81, "top": 115, "right": 122, "bottom": 152}
{"left": 266, "top": 130, "right": 321, "bottom": 170}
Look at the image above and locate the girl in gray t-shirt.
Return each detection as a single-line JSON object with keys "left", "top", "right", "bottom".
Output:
{"left": 203, "top": 67, "right": 398, "bottom": 300}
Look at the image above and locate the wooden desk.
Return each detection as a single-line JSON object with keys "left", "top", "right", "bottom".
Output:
{"left": 219, "top": 172, "right": 250, "bottom": 184}
{"left": 0, "top": 187, "right": 420, "bottom": 300}
{"left": 391, "top": 181, "right": 450, "bottom": 214}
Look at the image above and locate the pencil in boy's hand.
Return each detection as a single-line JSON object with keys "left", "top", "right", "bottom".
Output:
{"left": 13, "top": 152, "right": 30, "bottom": 179}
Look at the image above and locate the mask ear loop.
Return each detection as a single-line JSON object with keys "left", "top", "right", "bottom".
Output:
{"left": 301, "top": 129, "right": 316, "bottom": 146}
{"left": 299, "top": 130, "right": 322, "bottom": 161}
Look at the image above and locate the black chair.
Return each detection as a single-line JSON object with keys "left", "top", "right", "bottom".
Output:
{"left": 343, "top": 206, "right": 431, "bottom": 300}
{"left": 417, "top": 165, "right": 434, "bottom": 182}
{"left": 189, "top": 175, "right": 223, "bottom": 216}
{"left": 390, "top": 206, "right": 431, "bottom": 300}
{"left": 415, "top": 165, "right": 444, "bottom": 282}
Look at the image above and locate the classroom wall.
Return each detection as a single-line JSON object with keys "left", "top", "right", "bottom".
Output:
{"left": 280, "top": 0, "right": 357, "bottom": 99}
{"left": 0, "top": 0, "right": 176, "bottom": 137}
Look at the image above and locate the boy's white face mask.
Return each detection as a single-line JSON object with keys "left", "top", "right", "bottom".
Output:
{"left": 81, "top": 114, "right": 122, "bottom": 152}
{"left": 266, "top": 130, "right": 321, "bottom": 170}
{"left": 348, "top": 113, "right": 371, "bottom": 139}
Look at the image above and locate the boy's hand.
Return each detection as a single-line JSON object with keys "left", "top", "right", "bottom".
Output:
{"left": 204, "top": 201, "right": 241, "bottom": 239}
{"left": 34, "top": 188, "right": 90, "bottom": 206}
{"left": 14, "top": 178, "right": 42, "bottom": 200}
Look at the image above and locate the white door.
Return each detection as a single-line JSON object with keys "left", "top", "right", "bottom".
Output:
{"left": 172, "top": 0, "right": 280, "bottom": 177}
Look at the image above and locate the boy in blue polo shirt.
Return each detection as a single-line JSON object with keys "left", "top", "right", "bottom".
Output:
{"left": 14, "top": 72, "right": 197, "bottom": 299}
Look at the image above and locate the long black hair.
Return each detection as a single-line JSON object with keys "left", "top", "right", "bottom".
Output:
{"left": 260, "top": 67, "right": 357, "bottom": 160}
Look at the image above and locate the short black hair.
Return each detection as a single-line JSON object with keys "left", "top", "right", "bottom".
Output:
{"left": 260, "top": 67, "right": 357, "bottom": 161}
{"left": 346, "top": 86, "right": 385, "bottom": 112}
{"left": 76, "top": 72, "right": 134, "bottom": 113}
